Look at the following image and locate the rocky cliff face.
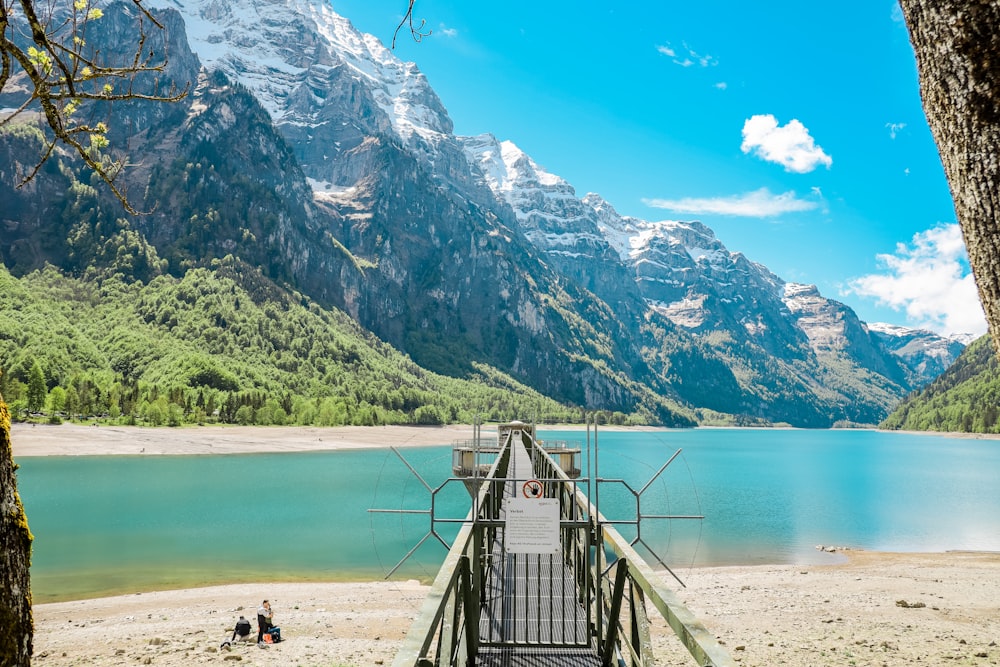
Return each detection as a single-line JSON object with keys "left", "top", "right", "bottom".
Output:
{"left": 129, "top": 0, "right": 686, "bottom": 417}
{"left": 868, "top": 322, "right": 966, "bottom": 387}
{"left": 460, "top": 136, "right": 643, "bottom": 316}
{"left": 459, "top": 138, "right": 933, "bottom": 423}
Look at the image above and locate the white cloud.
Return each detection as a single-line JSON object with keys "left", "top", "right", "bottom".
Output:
{"left": 886, "top": 122, "right": 906, "bottom": 139}
{"left": 438, "top": 24, "right": 458, "bottom": 37}
{"left": 741, "top": 114, "right": 832, "bottom": 173}
{"left": 643, "top": 187, "right": 818, "bottom": 217}
{"left": 656, "top": 41, "right": 717, "bottom": 67}
{"left": 714, "top": 81, "right": 727, "bottom": 90}
{"left": 845, "top": 223, "right": 987, "bottom": 337}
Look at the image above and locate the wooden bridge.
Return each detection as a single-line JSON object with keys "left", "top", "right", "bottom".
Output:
{"left": 390, "top": 421, "right": 736, "bottom": 667}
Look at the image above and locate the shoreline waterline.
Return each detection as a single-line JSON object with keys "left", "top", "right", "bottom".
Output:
{"left": 11, "top": 422, "right": 680, "bottom": 458}
{"left": 31, "top": 545, "right": 995, "bottom": 605}
{"left": 12, "top": 422, "right": 1000, "bottom": 458}
{"left": 32, "top": 569, "right": 428, "bottom": 605}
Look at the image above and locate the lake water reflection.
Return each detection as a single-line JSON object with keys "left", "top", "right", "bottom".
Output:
{"left": 16, "top": 428, "right": 1000, "bottom": 602}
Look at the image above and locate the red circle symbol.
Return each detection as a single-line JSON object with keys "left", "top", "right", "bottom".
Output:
{"left": 522, "top": 479, "right": 543, "bottom": 498}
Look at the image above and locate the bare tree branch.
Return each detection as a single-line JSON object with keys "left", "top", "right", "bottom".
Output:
{"left": 0, "top": 0, "right": 188, "bottom": 214}
{"left": 391, "top": 0, "right": 430, "bottom": 50}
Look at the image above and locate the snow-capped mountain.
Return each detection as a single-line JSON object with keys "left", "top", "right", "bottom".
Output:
{"left": 149, "top": 0, "right": 946, "bottom": 393}
{"left": 153, "top": 0, "right": 447, "bottom": 141}
{"left": 461, "top": 135, "right": 601, "bottom": 248}
{"left": 463, "top": 135, "right": 939, "bottom": 394}
{"left": 130, "top": 0, "right": 665, "bottom": 414}
{"left": 460, "top": 134, "right": 635, "bottom": 305}
{"left": 867, "top": 322, "right": 966, "bottom": 386}
{"left": 144, "top": 0, "right": 953, "bottom": 402}
{"left": 151, "top": 0, "right": 487, "bottom": 196}
{"left": 1, "top": 0, "right": 966, "bottom": 426}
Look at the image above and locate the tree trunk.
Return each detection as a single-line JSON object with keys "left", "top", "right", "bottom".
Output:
{"left": 0, "top": 394, "right": 33, "bottom": 666}
{"left": 900, "top": 0, "right": 1000, "bottom": 353}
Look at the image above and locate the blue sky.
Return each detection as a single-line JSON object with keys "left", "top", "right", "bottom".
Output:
{"left": 331, "top": 0, "right": 986, "bottom": 338}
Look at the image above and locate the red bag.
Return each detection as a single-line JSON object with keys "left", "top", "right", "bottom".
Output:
{"left": 263, "top": 632, "right": 273, "bottom": 644}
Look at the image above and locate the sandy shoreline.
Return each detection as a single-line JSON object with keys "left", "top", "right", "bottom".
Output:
{"left": 30, "top": 551, "right": 1000, "bottom": 667}
{"left": 10, "top": 423, "right": 485, "bottom": 457}
{"left": 11, "top": 422, "right": 663, "bottom": 457}
{"left": 13, "top": 422, "right": 999, "bottom": 458}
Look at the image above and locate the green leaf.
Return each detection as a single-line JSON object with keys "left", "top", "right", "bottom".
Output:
{"left": 27, "top": 47, "right": 53, "bottom": 75}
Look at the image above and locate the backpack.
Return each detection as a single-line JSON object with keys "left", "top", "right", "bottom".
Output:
{"left": 269, "top": 627, "right": 282, "bottom": 643}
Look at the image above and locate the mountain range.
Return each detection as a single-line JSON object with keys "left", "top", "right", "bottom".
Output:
{"left": 0, "top": 0, "right": 967, "bottom": 427}
{"left": 883, "top": 334, "right": 999, "bottom": 433}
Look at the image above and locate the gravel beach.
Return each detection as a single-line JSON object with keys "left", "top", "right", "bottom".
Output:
{"left": 28, "top": 551, "right": 1000, "bottom": 666}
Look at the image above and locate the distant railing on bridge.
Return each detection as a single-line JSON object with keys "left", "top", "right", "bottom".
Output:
{"left": 391, "top": 424, "right": 735, "bottom": 667}
{"left": 450, "top": 436, "right": 582, "bottom": 479}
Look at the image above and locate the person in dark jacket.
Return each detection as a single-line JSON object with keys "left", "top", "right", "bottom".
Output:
{"left": 220, "top": 615, "right": 252, "bottom": 648}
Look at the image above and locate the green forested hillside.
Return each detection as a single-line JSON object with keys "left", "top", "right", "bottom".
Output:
{"left": 0, "top": 261, "right": 672, "bottom": 426}
{"left": 881, "top": 335, "right": 1000, "bottom": 433}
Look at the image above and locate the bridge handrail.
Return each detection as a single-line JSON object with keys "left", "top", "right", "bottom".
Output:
{"left": 530, "top": 435, "right": 736, "bottom": 667}
{"left": 574, "top": 483, "right": 735, "bottom": 666}
{"left": 391, "top": 435, "right": 512, "bottom": 667}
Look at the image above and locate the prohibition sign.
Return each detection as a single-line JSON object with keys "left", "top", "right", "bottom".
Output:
{"left": 522, "top": 479, "right": 544, "bottom": 498}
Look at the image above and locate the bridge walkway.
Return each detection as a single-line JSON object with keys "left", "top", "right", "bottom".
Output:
{"left": 475, "top": 437, "right": 600, "bottom": 666}
{"left": 391, "top": 420, "right": 736, "bottom": 667}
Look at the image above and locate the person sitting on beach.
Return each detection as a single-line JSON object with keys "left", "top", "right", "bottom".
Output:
{"left": 257, "top": 600, "right": 273, "bottom": 645}
{"left": 220, "top": 615, "right": 253, "bottom": 648}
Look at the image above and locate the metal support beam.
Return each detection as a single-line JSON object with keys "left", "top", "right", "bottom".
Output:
{"left": 601, "top": 558, "right": 629, "bottom": 666}
{"left": 460, "top": 555, "right": 478, "bottom": 665}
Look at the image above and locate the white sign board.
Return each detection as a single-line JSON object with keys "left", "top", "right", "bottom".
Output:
{"left": 505, "top": 498, "right": 560, "bottom": 554}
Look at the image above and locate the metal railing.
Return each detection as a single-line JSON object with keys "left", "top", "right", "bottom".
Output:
{"left": 391, "top": 437, "right": 510, "bottom": 667}
{"left": 391, "top": 425, "right": 735, "bottom": 667}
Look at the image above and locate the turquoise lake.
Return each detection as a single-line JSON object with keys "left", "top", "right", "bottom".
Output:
{"left": 16, "top": 428, "right": 1000, "bottom": 602}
